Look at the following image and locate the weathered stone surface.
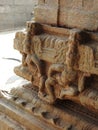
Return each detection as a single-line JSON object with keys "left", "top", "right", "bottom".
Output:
{"left": 0, "top": 113, "right": 26, "bottom": 130}
{"left": 34, "top": 0, "right": 58, "bottom": 25}
{"left": 13, "top": 21, "right": 98, "bottom": 102}
{"left": 0, "top": 78, "right": 98, "bottom": 130}
{"left": 35, "top": 0, "right": 98, "bottom": 31}
{"left": 1, "top": 0, "right": 98, "bottom": 130}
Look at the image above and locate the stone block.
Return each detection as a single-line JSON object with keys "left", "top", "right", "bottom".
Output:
{"left": 0, "top": 113, "right": 25, "bottom": 130}
{"left": 93, "top": 0, "right": 98, "bottom": 10}
{"left": 34, "top": 0, "right": 98, "bottom": 31}
{"left": 59, "top": 8, "right": 97, "bottom": 30}
{"left": 82, "top": 0, "right": 94, "bottom": 10}
{"left": 67, "top": 9, "right": 96, "bottom": 30}
{"left": 72, "top": 0, "right": 82, "bottom": 9}
{"left": 34, "top": 5, "right": 58, "bottom": 25}
{"left": 59, "top": 0, "right": 72, "bottom": 8}
{"left": 59, "top": 8, "right": 69, "bottom": 27}
{"left": 45, "top": 0, "right": 58, "bottom": 7}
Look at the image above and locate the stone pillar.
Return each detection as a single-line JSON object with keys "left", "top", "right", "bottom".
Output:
{"left": 0, "top": 0, "right": 98, "bottom": 130}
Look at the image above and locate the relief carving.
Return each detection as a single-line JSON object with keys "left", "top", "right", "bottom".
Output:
{"left": 14, "top": 22, "right": 98, "bottom": 105}
{"left": 1, "top": 1, "right": 98, "bottom": 129}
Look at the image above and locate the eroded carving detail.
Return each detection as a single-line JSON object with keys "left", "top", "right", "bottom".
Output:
{"left": 14, "top": 22, "right": 98, "bottom": 105}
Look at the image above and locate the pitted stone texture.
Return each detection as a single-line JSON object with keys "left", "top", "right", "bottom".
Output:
{"left": 34, "top": 0, "right": 58, "bottom": 25}
{"left": 59, "top": 0, "right": 98, "bottom": 31}
{"left": 35, "top": 0, "right": 98, "bottom": 31}
{"left": 59, "top": 0, "right": 97, "bottom": 31}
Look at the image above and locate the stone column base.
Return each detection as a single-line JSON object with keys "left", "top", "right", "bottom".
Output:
{"left": 0, "top": 76, "right": 98, "bottom": 130}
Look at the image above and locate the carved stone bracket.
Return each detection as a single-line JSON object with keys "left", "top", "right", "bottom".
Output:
{"left": 14, "top": 22, "right": 98, "bottom": 106}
